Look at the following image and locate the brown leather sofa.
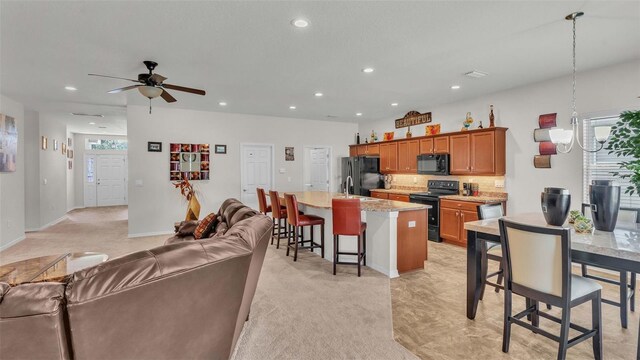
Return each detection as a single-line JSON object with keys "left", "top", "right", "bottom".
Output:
{"left": 0, "top": 199, "right": 272, "bottom": 360}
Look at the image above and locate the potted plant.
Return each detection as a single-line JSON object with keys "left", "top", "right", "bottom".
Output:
{"left": 607, "top": 110, "right": 640, "bottom": 196}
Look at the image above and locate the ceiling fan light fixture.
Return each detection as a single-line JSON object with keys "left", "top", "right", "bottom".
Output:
{"left": 138, "top": 86, "right": 163, "bottom": 99}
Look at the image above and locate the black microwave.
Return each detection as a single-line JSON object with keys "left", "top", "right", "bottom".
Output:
{"left": 417, "top": 154, "right": 450, "bottom": 175}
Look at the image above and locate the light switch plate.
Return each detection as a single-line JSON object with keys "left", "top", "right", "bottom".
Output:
{"left": 135, "top": 179, "right": 143, "bottom": 187}
{"left": 408, "top": 221, "right": 416, "bottom": 228}
{"left": 279, "top": 168, "right": 286, "bottom": 174}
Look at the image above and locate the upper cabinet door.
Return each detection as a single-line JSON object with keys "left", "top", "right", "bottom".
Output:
{"left": 387, "top": 142, "right": 398, "bottom": 171}
{"left": 398, "top": 141, "right": 409, "bottom": 171}
{"left": 408, "top": 140, "right": 420, "bottom": 172}
{"left": 449, "top": 134, "right": 471, "bottom": 174}
{"left": 367, "top": 144, "right": 380, "bottom": 155}
{"left": 349, "top": 146, "right": 358, "bottom": 157}
{"left": 470, "top": 132, "right": 495, "bottom": 174}
{"left": 380, "top": 143, "right": 390, "bottom": 171}
{"left": 379, "top": 142, "right": 398, "bottom": 172}
{"left": 357, "top": 145, "right": 367, "bottom": 156}
{"left": 419, "top": 138, "right": 434, "bottom": 154}
{"left": 434, "top": 136, "right": 450, "bottom": 154}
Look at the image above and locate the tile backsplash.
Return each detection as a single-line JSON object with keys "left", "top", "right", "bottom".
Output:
{"left": 389, "top": 174, "right": 506, "bottom": 193}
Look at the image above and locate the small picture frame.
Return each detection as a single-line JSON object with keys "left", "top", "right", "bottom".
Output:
{"left": 68, "top": 160, "right": 73, "bottom": 170}
{"left": 53, "top": 139, "right": 59, "bottom": 151}
{"left": 62, "top": 143, "right": 67, "bottom": 155}
{"left": 67, "top": 138, "right": 72, "bottom": 147}
{"left": 41, "top": 136, "right": 48, "bottom": 150}
{"left": 285, "top": 147, "right": 294, "bottom": 161}
{"left": 148, "top": 141, "right": 162, "bottom": 152}
{"left": 215, "top": 144, "right": 227, "bottom": 154}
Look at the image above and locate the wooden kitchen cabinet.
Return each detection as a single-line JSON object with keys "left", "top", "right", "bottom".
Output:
{"left": 351, "top": 144, "right": 382, "bottom": 156}
{"left": 449, "top": 128, "right": 506, "bottom": 176}
{"left": 440, "top": 199, "right": 483, "bottom": 247}
{"left": 357, "top": 145, "right": 367, "bottom": 156}
{"left": 367, "top": 144, "right": 380, "bottom": 155}
{"left": 439, "top": 207, "right": 461, "bottom": 243}
{"left": 388, "top": 193, "right": 410, "bottom": 202}
{"left": 398, "top": 140, "right": 419, "bottom": 172}
{"left": 379, "top": 142, "right": 398, "bottom": 172}
{"left": 420, "top": 136, "right": 449, "bottom": 155}
{"left": 370, "top": 191, "right": 389, "bottom": 199}
{"left": 349, "top": 146, "right": 358, "bottom": 157}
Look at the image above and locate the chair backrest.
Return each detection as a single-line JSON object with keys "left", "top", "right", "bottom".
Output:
{"left": 269, "top": 190, "right": 283, "bottom": 219}
{"left": 619, "top": 207, "right": 640, "bottom": 223}
{"left": 499, "top": 219, "right": 571, "bottom": 301}
{"left": 477, "top": 203, "right": 504, "bottom": 220}
{"left": 284, "top": 194, "right": 301, "bottom": 226}
{"left": 332, "top": 198, "right": 362, "bottom": 235}
{"left": 256, "top": 188, "right": 269, "bottom": 214}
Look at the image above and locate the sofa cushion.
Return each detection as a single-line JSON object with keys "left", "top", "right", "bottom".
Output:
{"left": 176, "top": 220, "right": 199, "bottom": 236}
{"left": 193, "top": 213, "right": 218, "bottom": 239}
{"left": 229, "top": 207, "right": 259, "bottom": 228}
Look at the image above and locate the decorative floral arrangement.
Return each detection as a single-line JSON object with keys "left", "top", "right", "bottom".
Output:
{"left": 173, "top": 174, "right": 196, "bottom": 200}
{"left": 573, "top": 215, "right": 594, "bottom": 234}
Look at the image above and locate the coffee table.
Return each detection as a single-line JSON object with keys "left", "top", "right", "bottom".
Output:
{"left": 0, "top": 252, "right": 108, "bottom": 286}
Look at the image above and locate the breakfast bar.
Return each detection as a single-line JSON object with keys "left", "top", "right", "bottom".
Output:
{"left": 284, "top": 191, "right": 430, "bottom": 278}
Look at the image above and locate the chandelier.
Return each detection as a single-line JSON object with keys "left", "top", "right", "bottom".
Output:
{"left": 548, "top": 12, "right": 611, "bottom": 153}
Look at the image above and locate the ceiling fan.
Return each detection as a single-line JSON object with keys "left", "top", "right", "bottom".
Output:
{"left": 89, "top": 60, "right": 206, "bottom": 113}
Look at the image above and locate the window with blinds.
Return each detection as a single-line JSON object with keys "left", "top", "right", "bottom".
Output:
{"left": 582, "top": 116, "right": 639, "bottom": 208}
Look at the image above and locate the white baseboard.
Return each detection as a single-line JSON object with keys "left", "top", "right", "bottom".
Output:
{"left": 25, "top": 214, "right": 68, "bottom": 233}
{"left": 0, "top": 235, "right": 26, "bottom": 251}
{"left": 128, "top": 230, "right": 173, "bottom": 238}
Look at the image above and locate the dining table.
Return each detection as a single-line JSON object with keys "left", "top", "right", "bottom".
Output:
{"left": 464, "top": 213, "right": 640, "bottom": 359}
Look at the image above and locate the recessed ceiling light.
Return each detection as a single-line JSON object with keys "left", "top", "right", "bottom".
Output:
{"left": 356, "top": 113, "right": 363, "bottom": 116}
{"left": 89, "top": 122, "right": 96, "bottom": 125}
{"left": 362, "top": 68, "right": 374, "bottom": 73}
{"left": 391, "top": 103, "right": 398, "bottom": 107}
{"left": 451, "top": 85, "right": 461, "bottom": 90}
{"left": 291, "top": 19, "right": 309, "bottom": 28}
{"left": 289, "top": 105, "right": 296, "bottom": 110}
{"left": 314, "top": 92, "right": 323, "bottom": 97}
{"left": 218, "top": 101, "right": 227, "bottom": 106}
{"left": 65, "top": 86, "right": 77, "bottom": 91}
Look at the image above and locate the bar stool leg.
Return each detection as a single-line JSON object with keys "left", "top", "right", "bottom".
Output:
{"left": 320, "top": 224, "right": 325, "bottom": 258}
{"left": 363, "top": 229, "right": 366, "bottom": 266}
{"left": 310, "top": 225, "right": 315, "bottom": 252}
{"left": 357, "top": 233, "right": 362, "bottom": 277}
{"left": 294, "top": 226, "right": 299, "bottom": 262}
{"left": 271, "top": 218, "right": 276, "bottom": 245}
{"left": 333, "top": 235, "right": 338, "bottom": 275}
{"left": 286, "top": 223, "right": 292, "bottom": 257}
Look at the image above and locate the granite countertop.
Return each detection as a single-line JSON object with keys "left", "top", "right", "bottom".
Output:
{"left": 440, "top": 195, "right": 506, "bottom": 203}
{"left": 370, "top": 188, "right": 424, "bottom": 195}
{"left": 283, "top": 191, "right": 430, "bottom": 212}
{"left": 464, "top": 213, "right": 640, "bottom": 263}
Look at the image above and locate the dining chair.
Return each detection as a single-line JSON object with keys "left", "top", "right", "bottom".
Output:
{"left": 499, "top": 219, "right": 603, "bottom": 360}
{"left": 580, "top": 204, "right": 639, "bottom": 328}
{"left": 268, "top": 190, "right": 288, "bottom": 248}
{"left": 477, "top": 203, "right": 504, "bottom": 300}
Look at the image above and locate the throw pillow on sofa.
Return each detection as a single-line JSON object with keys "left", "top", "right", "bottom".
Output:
{"left": 176, "top": 220, "right": 199, "bottom": 236}
{"left": 194, "top": 213, "right": 218, "bottom": 239}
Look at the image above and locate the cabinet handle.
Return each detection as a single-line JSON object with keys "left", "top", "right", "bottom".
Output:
{"left": 455, "top": 211, "right": 459, "bottom": 217}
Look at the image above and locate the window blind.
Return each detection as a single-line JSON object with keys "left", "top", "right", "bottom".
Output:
{"left": 582, "top": 116, "right": 640, "bottom": 208}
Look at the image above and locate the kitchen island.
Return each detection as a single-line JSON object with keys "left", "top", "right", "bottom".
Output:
{"left": 283, "top": 192, "right": 430, "bottom": 278}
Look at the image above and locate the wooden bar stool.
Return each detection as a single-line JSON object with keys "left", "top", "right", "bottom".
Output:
{"left": 269, "top": 190, "right": 289, "bottom": 248}
{"left": 331, "top": 198, "right": 366, "bottom": 277}
{"left": 283, "top": 194, "right": 325, "bottom": 262}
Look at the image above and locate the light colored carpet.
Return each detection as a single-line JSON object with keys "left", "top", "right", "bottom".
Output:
{"left": 233, "top": 248, "right": 418, "bottom": 360}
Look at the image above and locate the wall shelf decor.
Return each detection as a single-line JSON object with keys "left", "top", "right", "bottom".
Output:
{"left": 533, "top": 113, "right": 557, "bottom": 168}
{"left": 169, "top": 143, "right": 209, "bottom": 180}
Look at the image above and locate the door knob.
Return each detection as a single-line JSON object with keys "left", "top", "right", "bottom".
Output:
{"left": 243, "top": 189, "right": 247, "bottom": 192}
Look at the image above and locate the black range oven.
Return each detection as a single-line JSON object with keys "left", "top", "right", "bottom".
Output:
{"left": 409, "top": 180, "right": 460, "bottom": 242}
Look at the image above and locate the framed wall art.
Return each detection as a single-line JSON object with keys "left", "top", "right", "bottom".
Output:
{"left": 285, "top": 147, "right": 294, "bottom": 161}
{"left": 148, "top": 142, "right": 162, "bottom": 152}
{"left": 214, "top": 144, "right": 227, "bottom": 154}
{"left": 67, "top": 138, "right": 72, "bottom": 147}
{"left": 41, "top": 136, "right": 47, "bottom": 150}
{"left": 62, "top": 143, "right": 67, "bottom": 155}
{"left": 0, "top": 114, "right": 17, "bottom": 172}
{"left": 54, "top": 139, "right": 59, "bottom": 151}
{"left": 170, "top": 143, "right": 210, "bottom": 181}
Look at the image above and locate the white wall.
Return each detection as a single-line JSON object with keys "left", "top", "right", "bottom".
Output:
{"left": 360, "top": 60, "right": 640, "bottom": 214}
{"left": 127, "top": 105, "right": 357, "bottom": 236}
{"left": 38, "top": 113, "right": 69, "bottom": 227}
{"left": 0, "top": 95, "right": 25, "bottom": 249}
{"left": 24, "top": 109, "right": 40, "bottom": 230}
{"left": 73, "top": 133, "right": 128, "bottom": 208}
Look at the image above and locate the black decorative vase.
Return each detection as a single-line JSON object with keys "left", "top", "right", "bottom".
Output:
{"left": 589, "top": 180, "right": 620, "bottom": 232}
{"left": 541, "top": 187, "right": 571, "bottom": 226}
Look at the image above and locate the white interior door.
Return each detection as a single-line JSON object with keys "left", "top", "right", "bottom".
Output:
{"left": 96, "top": 154, "right": 127, "bottom": 206}
{"left": 84, "top": 154, "right": 97, "bottom": 207}
{"left": 305, "top": 147, "right": 330, "bottom": 191}
{"left": 241, "top": 144, "right": 273, "bottom": 210}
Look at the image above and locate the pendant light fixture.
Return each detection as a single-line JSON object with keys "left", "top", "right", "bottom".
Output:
{"left": 548, "top": 12, "right": 611, "bottom": 153}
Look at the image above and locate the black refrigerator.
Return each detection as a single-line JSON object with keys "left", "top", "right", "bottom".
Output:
{"left": 341, "top": 157, "right": 383, "bottom": 197}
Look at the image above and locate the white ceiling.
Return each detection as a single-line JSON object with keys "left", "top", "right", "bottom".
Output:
{"left": 1, "top": 1, "right": 639, "bottom": 132}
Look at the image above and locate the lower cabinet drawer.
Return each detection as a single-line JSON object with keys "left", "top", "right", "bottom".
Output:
{"left": 440, "top": 199, "right": 482, "bottom": 212}
{"left": 388, "top": 194, "right": 410, "bottom": 202}
{"left": 370, "top": 191, "right": 389, "bottom": 199}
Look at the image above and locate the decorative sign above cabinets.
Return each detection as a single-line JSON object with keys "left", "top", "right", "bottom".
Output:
{"left": 395, "top": 111, "right": 432, "bottom": 129}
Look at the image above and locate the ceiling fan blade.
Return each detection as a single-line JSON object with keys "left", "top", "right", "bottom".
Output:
{"left": 160, "top": 89, "right": 177, "bottom": 103}
{"left": 162, "top": 83, "right": 206, "bottom": 96}
{"left": 150, "top": 73, "right": 167, "bottom": 84}
{"left": 89, "top": 73, "right": 143, "bottom": 83}
{"left": 107, "top": 85, "right": 141, "bottom": 94}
